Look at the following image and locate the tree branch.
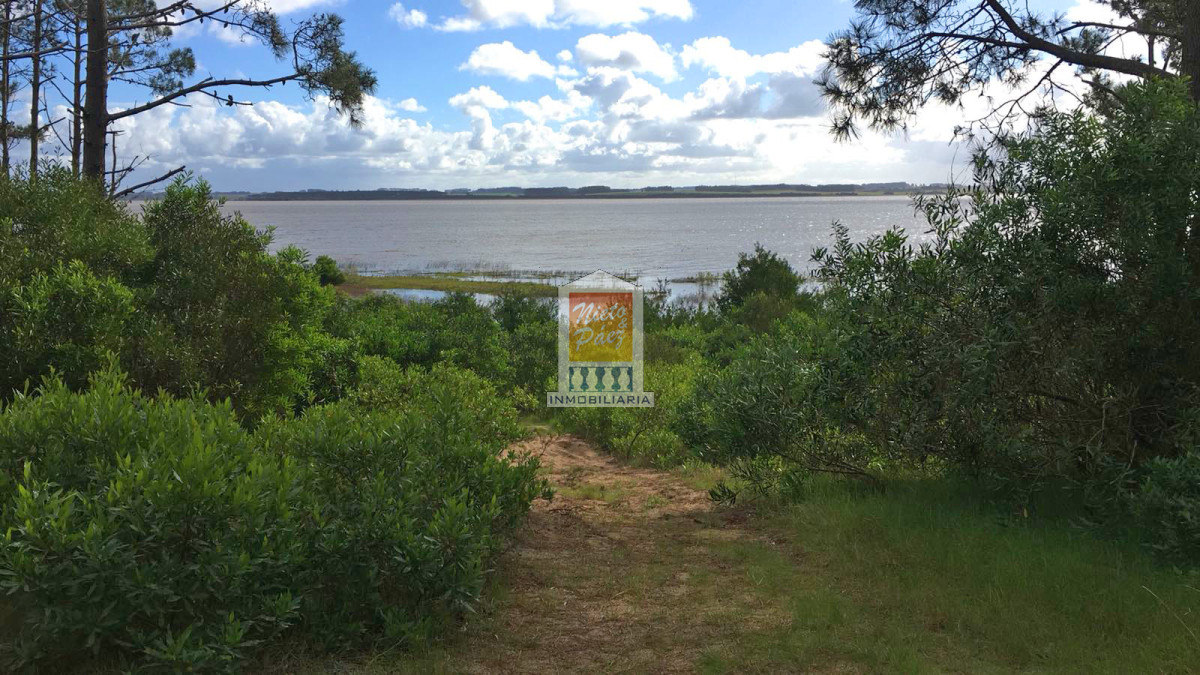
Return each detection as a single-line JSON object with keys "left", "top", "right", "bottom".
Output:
{"left": 113, "top": 165, "right": 187, "bottom": 198}
{"left": 984, "top": 0, "right": 1169, "bottom": 78}
{"left": 108, "top": 74, "right": 300, "bottom": 121}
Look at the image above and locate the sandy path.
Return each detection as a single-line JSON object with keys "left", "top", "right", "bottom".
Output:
{"left": 441, "top": 434, "right": 785, "bottom": 674}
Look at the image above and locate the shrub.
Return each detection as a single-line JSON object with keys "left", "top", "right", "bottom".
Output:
{"left": 717, "top": 243, "right": 801, "bottom": 312}
{"left": 491, "top": 291, "right": 555, "bottom": 332}
{"left": 0, "top": 364, "right": 548, "bottom": 670}
{"left": 0, "top": 367, "right": 307, "bottom": 670}
{"left": 684, "top": 312, "right": 884, "bottom": 491}
{"left": 135, "top": 179, "right": 337, "bottom": 418}
{"left": 0, "top": 262, "right": 136, "bottom": 394}
{"left": 312, "top": 255, "right": 345, "bottom": 286}
{"left": 327, "top": 292, "right": 512, "bottom": 388}
{"left": 0, "top": 166, "right": 153, "bottom": 286}
{"left": 1127, "top": 450, "right": 1200, "bottom": 563}
{"left": 556, "top": 361, "right": 699, "bottom": 468}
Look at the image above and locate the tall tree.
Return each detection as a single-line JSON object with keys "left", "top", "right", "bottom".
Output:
{"left": 27, "top": 0, "right": 41, "bottom": 176}
{"left": 81, "top": 0, "right": 376, "bottom": 183}
{"left": 819, "top": 0, "right": 1189, "bottom": 139}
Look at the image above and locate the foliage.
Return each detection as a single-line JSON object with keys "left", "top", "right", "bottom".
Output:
{"left": 0, "top": 167, "right": 152, "bottom": 285}
{"left": 820, "top": 0, "right": 1182, "bottom": 140}
{"left": 556, "top": 361, "right": 699, "bottom": 468}
{"left": 0, "top": 261, "right": 136, "bottom": 393}
{"left": 1127, "top": 449, "right": 1200, "bottom": 564}
{"left": 0, "top": 366, "right": 307, "bottom": 669}
{"left": 808, "top": 80, "right": 1200, "bottom": 483}
{"left": 327, "top": 292, "right": 513, "bottom": 391}
{"left": 312, "top": 255, "right": 345, "bottom": 285}
{"left": 0, "top": 363, "right": 547, "bottom": 670}
{"left": 134, "top": 178, "right": 342, "bottom": 418}
{"left": 716, "top": 243, "right": 802, "bottom": 313}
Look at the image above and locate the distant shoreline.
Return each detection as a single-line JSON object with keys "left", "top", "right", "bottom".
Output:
{"left": 231, "top": 189, "right": 944, "bottom": 202}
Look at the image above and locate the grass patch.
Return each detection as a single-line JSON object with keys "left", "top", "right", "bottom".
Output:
{"left": 338, "top": 273, "right": 557, "bottom": 297}
{"left": 672, "top": 460, "right": 730, "bottom": 493}
{"left": 697, "top": 477, "right": 1200, "bottom": 673}
{"left": 559, "top": 482, "right": 629, "bottom": 504}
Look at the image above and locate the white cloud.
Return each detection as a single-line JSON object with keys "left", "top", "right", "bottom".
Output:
{"left": 449, "top": 85, "right": 510, "bottom": 110}
{"left": 93, "top": 30, "right": 1017, "bottom": 191}
{"left": 397, "top": 97, "right": 427, "bottom": 112}
{"left": 557, "top": 49, "right": 573, "bottom": 62}
{"left": 681, "top": 37, "right": 825, "bottom": 78}
{"left": 511, "top": 90, "right": 592, "bottom": 122}
{"left": 553, "top": 0, "right": 692, "bottom": 27}
{"left": 460, "top": 41, "right": 569, "bottom": 81}
{"left": 260, "top": 0, "right": 342, "bottom": 14}
{"left": 574, "top": 32, "right": 676, "bottom": 81}
{"left": 436, "top": 0, "right": 692, "bottom": 31}
{"left": 388, "top": 3, "right": 428, "bottom": 28}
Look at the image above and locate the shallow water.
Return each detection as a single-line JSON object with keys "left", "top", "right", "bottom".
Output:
{"left": 213, "top": 196, "right": 928, "bottom": 279}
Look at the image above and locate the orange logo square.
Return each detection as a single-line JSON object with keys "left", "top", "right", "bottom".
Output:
{"left": 568, "top": 292, "right": 633, "bottom": 362}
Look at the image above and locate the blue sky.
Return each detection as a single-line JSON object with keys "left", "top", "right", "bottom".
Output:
{"left": 89, "top": 0, "right": 1099, "bottom": 191}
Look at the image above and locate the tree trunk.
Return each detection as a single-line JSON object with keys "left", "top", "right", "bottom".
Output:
{"left": 29, "top": 0, "right": 42, "bottom": 178}
{"left": 82, "top": 0, "right": 107, "bottom": 181}
{"left": 72, "top": 14, "right": 84, "bottom": 177}
{"left": 1183, "top": 0, "right": 1200, "bottom": 101}
{"left": 1, "top": 0, "right": 11, "bottom": 176}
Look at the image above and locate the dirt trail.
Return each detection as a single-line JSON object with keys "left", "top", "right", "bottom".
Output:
{"left": 440, "top": 434, "right": 788, "bottom": 674}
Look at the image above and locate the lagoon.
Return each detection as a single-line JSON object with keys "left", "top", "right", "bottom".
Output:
{"left": 217, "top": 195, "right": 928, "bottom": 281}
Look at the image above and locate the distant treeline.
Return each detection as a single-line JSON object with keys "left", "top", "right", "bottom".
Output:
{"left": 232, "top": 182, "right": 947, "bottom": 201}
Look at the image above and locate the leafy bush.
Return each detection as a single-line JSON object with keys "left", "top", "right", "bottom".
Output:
{"left": 0, "top": 173, "right": 348, "bottom": 418}
{"left": 0, "top": 364, "right": 548, "bottom": 670}
{"left": 135, "top": 179, "right": 339, "bottom": 418}
{"left": 556, "top": 361, "right": 699, "bottom": 468}
{"left": 312, "top": 255, "right": 346, "bottom": 285}
{"left": 0, "top": 262, "right": 136, "bottom": 394}
{"left": 681, "top": 312, "right": 886, "bottom": 495}
{"left": 0, "top": 167, "right": 152, "bottom": 286}
{"left": 1127, "top": 450, "right": 1200, "bottom": 564}
{"left": 717, "top": 243, "right": 801, "bottom": 312}
{"left": 327, "top": 292, "right": 512, "bottom": 389}
{"left": 0, "top": 367, "right": 307, "bottom": 670}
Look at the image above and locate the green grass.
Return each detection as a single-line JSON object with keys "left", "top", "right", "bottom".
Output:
{"left": 558, "top": 482, "right": 629, "bottom": 504}
{"left": 339, "top": 273, "right": 557, "bottom": 297}
{"left": 697, "top": 477, "right": 1200, "bottom": 673}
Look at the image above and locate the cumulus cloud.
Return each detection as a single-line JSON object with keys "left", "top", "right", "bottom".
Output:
{"left": 397, "top": 97, "right": 427, "bottom": 112}
{"left": 388, "top": 3, "right": 428, "bottom": 28}
{"left": 460, "top": 42, "right": 575, "bottom": 81}
{"left": 95, "top": 31, "right": 1006, "bottom": 191}
{"left": 574, "top": 32, "right": 676, "bottom": 81}
{"left": 435, "top": 0, "right": 692, "bottom": 31}
{"left": 681, "top": 36, "right": 825, "bottom": 78}
{"left": 449, "top": 85, "right": 510, "bottom": 110}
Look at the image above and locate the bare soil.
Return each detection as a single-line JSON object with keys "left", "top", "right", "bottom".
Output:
{"left": 436, "top": 434, "right": 787, "bottom": 674}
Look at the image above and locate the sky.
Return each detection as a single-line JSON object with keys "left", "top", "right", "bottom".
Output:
{"left": 75, "top": 0, "right": 1122, "bottom": 191}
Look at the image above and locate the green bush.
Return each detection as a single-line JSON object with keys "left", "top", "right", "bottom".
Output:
{"left": 0, "top": 364, "right": 548, "bottom": 670}
{"left": 1127, "top": 449, "right": 1200, "bottom": 564}
{"left": 556, "top": 361, "right": 699, "bottom": 468}
{"left": 0, "top": 173, "right": 348, "bottom": 418}
{"left": 717, "top": 243, "right": 801, "bottom": 312}
{"left": 0, "top": 367, "right": 307, "bottom": 670}
{"left": 683, "top": 312, "right": 885, "bottom": 494}
{"left": 0, "top": 262, "right": 136, "bottom": 394}
{"left": 135, "top": 179, "right": 339, "bottom": 418}
{"left": 327, "top": 292, "right": 512, "bottom": 388}
{"left": 312, "top": 255, "right": 346, "bottom": 286}
{"left": 0, "top": 167, "right": 153, "bottom": 286}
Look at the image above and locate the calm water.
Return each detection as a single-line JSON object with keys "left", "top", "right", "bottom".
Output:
{"left": 215, "top": 196, "right": 928, "bottom": 280}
